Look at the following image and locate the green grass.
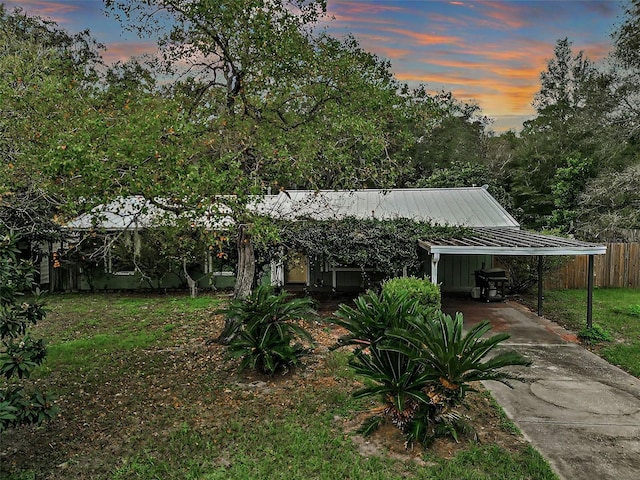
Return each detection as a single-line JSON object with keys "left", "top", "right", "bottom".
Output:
{"left": 539, "top": 288, "right": 640, "bottom": 376}
{"left": 3, "top": 293, "right": 559, "bottom": 480}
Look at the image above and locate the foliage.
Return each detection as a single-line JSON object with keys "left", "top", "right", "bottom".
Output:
{"left": 0, "top": 231, "right": 57, "bottom": 432}
{"left": 332, "top": 289, "right": 428, "bottom": 352}
{"left": 225, "top": 285, "right": 317, "bottom": 374}
{"left": 401, "top": 92, "right": 491, "bottom": 182}
{"left": 334, "top": 290, "right": 529, "bottom": 447}
{"left": 614, "top": 0, "right": 640, "bottom": 69}
{"left": 382, "top": 276, "right": 441, "bottom": 314}
{"left": 0, "top": 5, "right": 103, "bottom": 243}
{"left": 388, "top": 312, "right": 529, "bottom": 446}
{"left": 496, "top": 255, "right": 567, "bottom": 294}
{"left": 280, "top": 217, "right": 467, "bottom": 282}
{"left": 411, "top": 161, "right": 513, "bottom": 213}
{"left": 548, "top": 154, "right": 596, "bottom": 232}
{"left": 575, "top": 163, "right": 640, "bottom": 241}
{"left": 578, "top": 324, "right": 613, "bottom": 344}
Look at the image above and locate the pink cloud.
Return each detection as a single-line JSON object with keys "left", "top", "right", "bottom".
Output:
{"left": 330, "top": 1, "right": 406, "bottom": 15}
{"left": 2, "top": 0, "right": 78, "bottom": 23}
{"left": 103, "top": 41, "right": 159, "bottom": 64}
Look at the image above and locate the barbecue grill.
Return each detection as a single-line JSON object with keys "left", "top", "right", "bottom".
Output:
{"left": 474, "top": 268, "right": 508, "bottom": 302}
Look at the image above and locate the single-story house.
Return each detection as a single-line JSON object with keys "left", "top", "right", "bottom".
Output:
{"left": 45, "top": 187, "right": 604, "bottom": 307}
{"left": 259, "top": 187, "right": 517, "bottom": 292}
{"left": 42, "top": 195, "right": 236, "bottom": 291}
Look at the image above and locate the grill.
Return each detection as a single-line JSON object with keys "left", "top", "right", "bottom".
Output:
{"left": 474, "top": 268, "right": 508, "bottom": 302}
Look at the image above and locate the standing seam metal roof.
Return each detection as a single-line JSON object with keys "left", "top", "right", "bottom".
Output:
{"left": 258, "top": 188, "right": 519, "bottom": 228}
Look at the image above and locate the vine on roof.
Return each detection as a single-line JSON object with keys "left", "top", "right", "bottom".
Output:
{"left": 277, "top": 217, "right": 468, "bottom": 278}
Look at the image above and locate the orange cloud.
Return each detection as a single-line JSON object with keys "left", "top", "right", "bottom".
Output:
{"left": 378, "top": 27, "right": 464, "bottom": 47}
{"left": 394, "top": 69, "right": 539, "bottom": 116}
{"left": 375, "top": 46, "right": 413, "bottom": 60}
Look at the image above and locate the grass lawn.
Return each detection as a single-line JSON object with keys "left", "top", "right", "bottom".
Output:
{"left": 1, "top": 293, "right": 558, "bottom": 479}
{"left": 530, "top": 288, "right": 640, "bottom": 377}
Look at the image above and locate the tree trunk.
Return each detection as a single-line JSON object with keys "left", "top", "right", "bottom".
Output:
{"left": 216, "top": 224, "right": 255, "bottom": 345}
{"left": 234, "top": 224, "right": 255, "bottom": 299}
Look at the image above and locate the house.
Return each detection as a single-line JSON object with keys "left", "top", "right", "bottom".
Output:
{"left": 43, "top": 196, "right": 236, "bottom": 291}
{"left": 46, "top": 188, "right": 606, "bottom": 315}
{"left": 261, "top": 187, "right": 606, "bottom": 326}
{"left": 259, "top": 187, "right": 519, "bottom": 292}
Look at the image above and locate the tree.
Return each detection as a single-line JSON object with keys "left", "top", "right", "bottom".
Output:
{"left": 0, "top": 5, "right": 103, "bottom": 239}
{"left": 411, "top": 160, "right": 512, "bottom": 213}
{"left": 507, "top": 38, "right": 619, "bottom": 229}
{"left": 1, "top": 230, "right": 57, "bottom": 432}
{"left": 91, "top": 0, "right": 438, "bottom": 299}
{"left": 548, "top": 154, "right": 596, "bottom": 233}
{"left": 401, "top": 91, "right": 490, "bottom": 184}
{"left": 614, "top": 0, "right": 640, "bottom": 70}
{"left": 611, "top": 0, "right": 640, "bottom": 141}
{"left": 574, "top": 163, "right": 640, "bottom": 241}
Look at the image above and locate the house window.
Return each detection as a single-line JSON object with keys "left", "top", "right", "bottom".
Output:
{"left": 106, "top": 231, "right": 139, "bottom": 276}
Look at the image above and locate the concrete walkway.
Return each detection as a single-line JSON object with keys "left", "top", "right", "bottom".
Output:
{"left": 442, "top": 297, "right": 640, "bottom": 480}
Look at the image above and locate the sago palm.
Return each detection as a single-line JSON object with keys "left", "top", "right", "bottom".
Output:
{"left": 389, "top": 312, "right": 532, "bottom": 402}
{"left": 224, "top": 285, "right": 317, "bottom": 375}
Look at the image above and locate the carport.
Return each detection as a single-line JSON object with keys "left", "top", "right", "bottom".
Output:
{"left": 419, "top": 227, "right": 607, "bottom": 327}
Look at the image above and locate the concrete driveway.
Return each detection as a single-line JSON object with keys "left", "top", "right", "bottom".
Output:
{"left": 442, "top": 297, "right": 640, "bottom": 480}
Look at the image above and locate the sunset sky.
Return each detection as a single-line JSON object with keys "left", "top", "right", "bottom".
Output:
{"left": 3, "top": 0, "right": 625, "bottom": 131}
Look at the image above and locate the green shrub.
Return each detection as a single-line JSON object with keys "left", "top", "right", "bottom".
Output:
{"left": 332, "top": 289, "right": 426, "bottom": 352}
{"left": 382, "top": 276, "right": 441, "bottom": 312}
{"left": 1, "top": 231, "right": 57, "bottom": 432}
{"left": 334, "top": 289, "right": 530, "bottom": 448}
{"left": 578, "top": 323, "right": 613, "bottom": 344}
{"left": 225, "top": 285, "right": 317, "bottom": 375}
{"left": 628, "top": 305, "right": 640, "bottom": 317}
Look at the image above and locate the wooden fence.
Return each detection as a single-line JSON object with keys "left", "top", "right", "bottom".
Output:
{"left": 544, "top": 243, "right": 640, "bottom": 289}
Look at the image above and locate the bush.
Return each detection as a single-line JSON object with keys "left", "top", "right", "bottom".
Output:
{"left": 224, "top": 285, "right": 317, "bottom": 375}
{"left": 334, "top": 290, "right": 530, "bottom": 447}
{"left": 332, "top": 289, "right": 427, "bottom": 352}
{"left": 382, "top": 276, "right": 440, "bottom": 314}
{"left": 496, "top": 255, "right": 566, "bottom": 294}
{"left": 1, "top": 231, "right": 57, "bottom": 432}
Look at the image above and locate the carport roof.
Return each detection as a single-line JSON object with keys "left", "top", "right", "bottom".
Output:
{"left": 419, "top": 227, "right": 607, "bottom": 256}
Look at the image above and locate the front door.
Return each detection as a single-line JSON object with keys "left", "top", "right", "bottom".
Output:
{"left": 286, "top": 252, "right": 308, "bottom": 284}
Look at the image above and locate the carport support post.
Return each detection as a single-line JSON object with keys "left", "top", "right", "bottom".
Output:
{"left": 587, "top": 254, "right": 594, "bottom": 329}
{"left": 537, "top": 255, "right": 543, "bottom": 316}
{"left": 430, "top": 253, "right": 440, "bottom": 285}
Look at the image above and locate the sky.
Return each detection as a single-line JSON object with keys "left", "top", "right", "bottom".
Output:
{"left": 3, "top": 0, "right": 625, "bottom": 131}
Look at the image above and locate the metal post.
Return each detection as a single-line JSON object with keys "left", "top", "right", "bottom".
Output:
{"left": 587, "top": 255, "right": 594, "bottom": 329}
{"left": 537, "top": 255, "right": 543, "bottom": 316}
{"left": 430, "top": 253, "right": 440, "bottom": 285}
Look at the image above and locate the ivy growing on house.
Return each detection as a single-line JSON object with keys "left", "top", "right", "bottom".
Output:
{"left": 277, "top": 217, "right": 468, "bottom": 278}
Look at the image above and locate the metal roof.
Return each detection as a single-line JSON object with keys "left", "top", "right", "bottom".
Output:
{"left": 258, "top": 188, "right": 519, "bottom": 228}
{"left": 65, "top": 196, "right": 234, "bottom": 230}
{"left": 419, "top": 228, "right": 607, "bottom": 256}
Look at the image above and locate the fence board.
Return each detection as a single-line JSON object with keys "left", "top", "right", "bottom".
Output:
{"left": 544, "top": 243, "right": 640, "bottom": 290}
